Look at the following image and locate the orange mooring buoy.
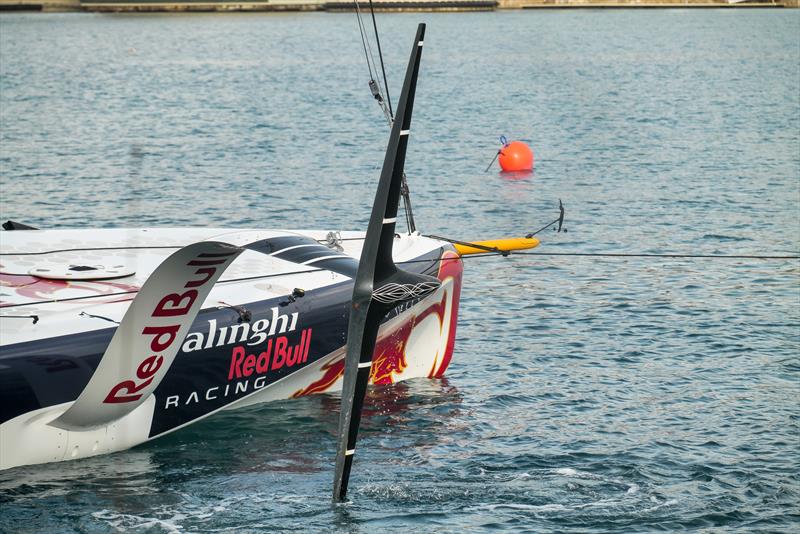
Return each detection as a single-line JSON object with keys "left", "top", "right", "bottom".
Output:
{"left": 499, "top": 140, "right": 534, "bottom": 172}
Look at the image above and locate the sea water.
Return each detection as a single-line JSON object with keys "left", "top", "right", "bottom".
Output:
{"left": 0, "top": 9, "right": 798, "bottom": 533}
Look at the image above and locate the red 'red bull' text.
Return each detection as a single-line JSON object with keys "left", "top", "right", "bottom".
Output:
{"left": 228, "top": 328, "right": 312, "bottom": 380}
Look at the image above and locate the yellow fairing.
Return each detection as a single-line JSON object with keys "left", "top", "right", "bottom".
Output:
{"left": 453, "top": 237, "right": 540, "bottom": 256}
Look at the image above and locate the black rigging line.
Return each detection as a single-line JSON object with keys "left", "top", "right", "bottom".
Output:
{"left": 352, "top": 1, "right": 416, "bottom": 233}
{"left": 354, "top": 0, "right": 390, "bottom": 123}
{"left": 367, "top": 0, "right": 393, "bottom": 118}
{"left": 0, "top": 245, "right": 181, "bottom": 256}
{"left": 354, "top": 1, "right": 375, "bottom": 81}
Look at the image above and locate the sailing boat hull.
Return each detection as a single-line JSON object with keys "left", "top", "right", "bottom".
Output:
{"left": 0, "top": 228, "right": 463, "bottom": 470}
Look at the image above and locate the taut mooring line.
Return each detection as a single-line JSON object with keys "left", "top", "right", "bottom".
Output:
{"left": 465, "top": 251, "right": 800, "bottom": 261}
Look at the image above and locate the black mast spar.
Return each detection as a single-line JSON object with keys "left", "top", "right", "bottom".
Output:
{"left": 333, "top": 23, "right": 437, "bottom": 502}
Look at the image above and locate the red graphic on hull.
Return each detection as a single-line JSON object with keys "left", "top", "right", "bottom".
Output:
{"left": 291, "top": 250, "right": 464, "bottom": 397}
{"left": 291, "top": 356, "right": 345, "bottom": 398}
{"left": 429, "top": 250, "right": 463, "bottom": 378}
{"left": 369, "top": 320, "right": 412, "bottom": 385}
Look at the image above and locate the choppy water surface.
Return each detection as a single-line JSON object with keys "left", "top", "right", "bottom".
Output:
{"left": 1, "top": 9, "right": 799, "bottom": 533}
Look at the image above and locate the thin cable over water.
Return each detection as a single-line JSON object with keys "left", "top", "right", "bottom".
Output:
{"left": 503, "top": 251, "right": 800, "bottom": 260}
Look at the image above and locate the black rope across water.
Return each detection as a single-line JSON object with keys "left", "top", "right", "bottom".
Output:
{"left": 459, "top": 251, "right": 800, "bottom": 261}
{"left": 326, "top": 236, "right": 799, "bottom": 261}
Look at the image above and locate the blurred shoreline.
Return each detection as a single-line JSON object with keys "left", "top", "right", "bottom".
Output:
{"left": 1, "top": 0, "right": 796, "bottom": 14}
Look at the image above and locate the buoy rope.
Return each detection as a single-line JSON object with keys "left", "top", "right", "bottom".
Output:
{"left": 484, "top": 150, "right": 500, "bottom": 172}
